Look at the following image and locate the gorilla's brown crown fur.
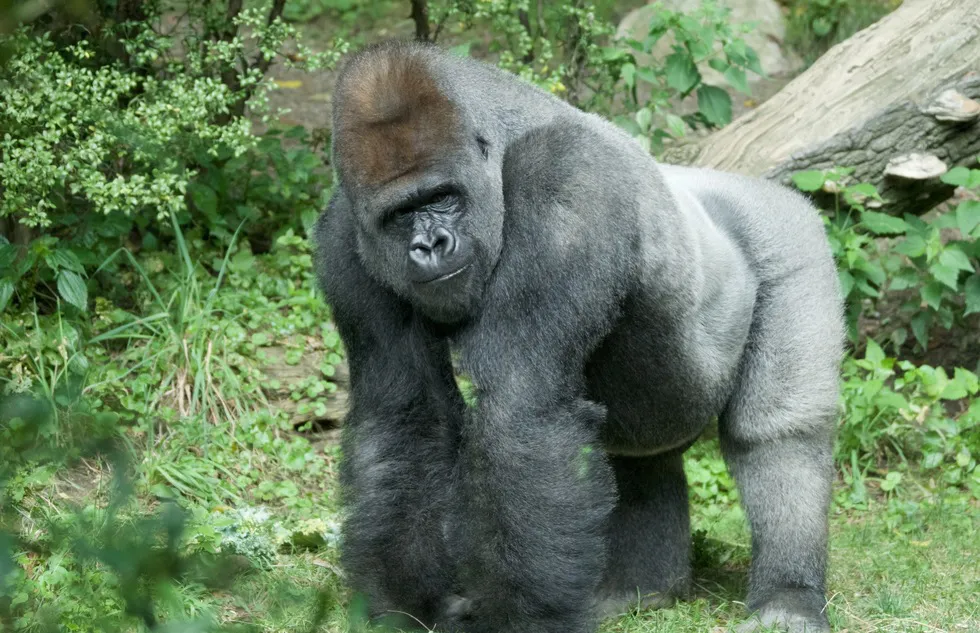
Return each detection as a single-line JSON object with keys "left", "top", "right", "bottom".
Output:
{"left": 333, "top": 44, "right": 461, "bottom": 188}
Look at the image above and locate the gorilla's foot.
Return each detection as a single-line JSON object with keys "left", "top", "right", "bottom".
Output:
{"left": 594, "top": 588, "right": 682, "bottom": 619}
{"left": 736, "top": 589, "right": 830, "bottom": 633}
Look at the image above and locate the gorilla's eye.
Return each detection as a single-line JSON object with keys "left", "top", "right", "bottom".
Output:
{"left": 476, "top": 136, "right": 490, "bottom": 159}
{"left": 428, "top": 193, "right": 456, "bottom": 211}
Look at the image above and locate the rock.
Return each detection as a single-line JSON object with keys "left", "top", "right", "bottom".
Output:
{"left": 616, "top": 0, "right": 801, "bottom": 88}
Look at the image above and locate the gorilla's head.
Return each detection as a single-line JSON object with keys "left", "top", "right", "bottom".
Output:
{"left": 331, "top": 42, "right": 504, "bottom": 324}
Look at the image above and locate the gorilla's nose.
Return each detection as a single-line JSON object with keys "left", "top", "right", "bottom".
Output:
{"left": 410, "top": 227, "right": 456, "bottom": 269}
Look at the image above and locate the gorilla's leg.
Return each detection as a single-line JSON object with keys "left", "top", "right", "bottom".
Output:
{"left": 597, "top": 450, "right": 692, "bottom": 618}
{"left": 719, "top": 278, "right": 840, "bottom": 633}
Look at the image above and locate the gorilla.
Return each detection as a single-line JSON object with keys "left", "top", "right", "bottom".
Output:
{"left": 314, "top": 40, "right": 843, "bottom": 633}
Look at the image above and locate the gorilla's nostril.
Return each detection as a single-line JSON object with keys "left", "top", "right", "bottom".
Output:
{"left": 410, "top": 235, "right": 433, "bottom": 254}
{"left": 432, "top": 227, "right": 456, "bottom": 255}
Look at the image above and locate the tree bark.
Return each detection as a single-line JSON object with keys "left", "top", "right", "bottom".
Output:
{"left": 662, "top": 0, "right": 980, "bottom": 216}
{"left": 410, "top": 0, "right": 430, "bottom": 41}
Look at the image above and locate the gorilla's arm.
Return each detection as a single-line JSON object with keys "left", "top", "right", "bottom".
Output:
{"left": 448, "top": 122, "right": 639, "bottom": 633}
{"left": 314, "top": 198, "right": 464, "bottom": 628}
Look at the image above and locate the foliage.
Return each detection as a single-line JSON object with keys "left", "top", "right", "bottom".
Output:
{"left": 609, "top": 0, "right": 762, "bottom": 152}
{"left": 838, "top": 341, "right": 980, "bottom": 507}
{"left": 783, "top": 0, "right": 898, "bottom": 65}
{"left": 0, "top": 8, "right": 344, "bottom": 313}
{"left": 793, "top": 163, "right": 980, "bottom": 351}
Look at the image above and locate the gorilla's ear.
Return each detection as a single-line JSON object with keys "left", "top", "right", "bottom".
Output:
{"left": 332, "top": 43, "right": 461, "bottom": 188}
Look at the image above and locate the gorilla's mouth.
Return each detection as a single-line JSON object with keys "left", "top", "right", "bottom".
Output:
{"left": 420, "top": 263, "right": 471, "bottom": 284}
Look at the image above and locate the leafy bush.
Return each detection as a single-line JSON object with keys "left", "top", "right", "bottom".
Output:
{"left": 793, "top": 162, "right": 980, "bottom": 350}
{"left": 839, "top": 341, "right": 980, "bottom": 503}
{"left": 0, "top": 9, "right": 343, "bottom": 313}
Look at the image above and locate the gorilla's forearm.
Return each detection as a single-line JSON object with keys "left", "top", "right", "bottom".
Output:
{"left": 453, "top": 395, "right": 615, "bottom": 633}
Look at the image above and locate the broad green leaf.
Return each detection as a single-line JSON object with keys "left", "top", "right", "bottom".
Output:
{"left": 864, "top": 338, "right": 885, "bottom": 365}
{"left": 708, "top": 58, "right": 730, "bottom": 73}
{"left": 44, "top": 249, "right": 84, "bottom": 273}
{"left": 189, "top": 183, "right": 219, "bottom": 219}
{"left": 928, "top": 262, "right": 960, "bottom": 290}
{"left": 635, "top": 107, "right": 652, "bottom": 132}
{"left": 887, "top": 267, "right": 920, "bottom": 290}
{"left": 956, "top": 200, "right": 980, "bottom": 236}
{"left": 723, "top": 66, "right": 749, "bottom": 94}
{"left": 894, "top": 235, "right": 926, "bottom": 258}
{"left": 665, "top": 51, "right": 700, "bottom": 95}
{"left": 697, "top": 85, "right": 732, "bottom": 127}
{"left": 0, "top": 278, "right": 14, "bottom": 312}
{"left": 792, "top": 170, "right": 826, "bottom": 192}
{"left": 910, "top": 312, "right": 931, "bottom": 349}
{"left": 920, "top": 281, "right": 944, "bottom": 311}
{"left": 665, "top": 113, "right": 686, "bottom": 137}
{"left": 0, "top": 243, "right": 17, "bottom": 270}
{"left": 837, "top": 269, "right": 854, "bottom": 298}
{"left": 938, "top": 247, "right": 975, "bottom": 272}
{"left": 57, "top": 270, "right": 88, "bottom": 311}
{"left": 812, "top": 16, "right": 832, "bottom": 36}
{"left": 965, "top": 274, "right": 980, "bottom": 315}
{"left": 743, "top": 46, "right": 764, "bottom": 77}
{"left": 941, "top": 165, "right": 972, "bottom": 187}
{"left": 621, "top": 62, "right": 636, "bottom": 89}
{"left": 860, "top": 211, "right": 907, "bottom": 235}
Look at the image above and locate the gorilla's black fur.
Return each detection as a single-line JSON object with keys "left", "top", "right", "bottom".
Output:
{"left": 314, "top": 40, "right": 843, "bottom": 633}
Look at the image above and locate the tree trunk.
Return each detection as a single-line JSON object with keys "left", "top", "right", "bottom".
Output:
{"left": 662, "top": 0, "right": 980, "bottom": 216}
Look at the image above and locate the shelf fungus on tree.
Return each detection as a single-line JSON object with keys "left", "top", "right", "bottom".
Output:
{"left": 884, "top": 153, "right": 948, "bottom": 181}
{"left": 922, "top": 89, "right": 980, "bottom": 123}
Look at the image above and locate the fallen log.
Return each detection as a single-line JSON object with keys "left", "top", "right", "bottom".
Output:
{"left": 662, "top": 0, "right": 980, "bottom": 215}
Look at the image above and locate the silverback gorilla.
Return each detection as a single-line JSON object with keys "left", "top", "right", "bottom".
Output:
{"left": 314, "top": 40, "right": 843, "bottom": 633}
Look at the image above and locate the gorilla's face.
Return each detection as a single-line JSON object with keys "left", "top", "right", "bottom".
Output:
{"left": 350, "top": 143, "right": 504, "bottom": 324}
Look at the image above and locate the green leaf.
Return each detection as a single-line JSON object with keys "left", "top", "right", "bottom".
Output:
{"left": 665, "top": 51, "right": 700, "bottom": 95}
{"left": 965, "top": 274, "right": 980, "bottom": 315}
{"left": 56, "top": 270, "right": 88, "bottom": 311}
{"left": 920, "top": 281, "right": 944, "bottom": 311}
{"left": 743, "top": 45, "right": 764, "bottom": 77}
{"left": 189, "top": 183, "right": 219, "bottom": 219}
{"left": 696, "top": 85, "right": 732, "bottom": 127}
{"left": 0, "top": 278, "right": 14, "bottom": 312}
{"left": 956, "top": 200, "right": 980, "bottom": 236}
{"left": 941, "top": 166, "right": 972, "bottom": 187}
{"left": 895, "top": 235, "right": 926, "bottom": 258}
{"left": 812, "top": 16, "right": 833, "bottom": 37}
{"left": 792, "top": 170, "right": 826, "bottom": 192}
{"left": 864, "top": 338, "right": 885, "bottom": 365}
{"left": 635, "top": 107, "right": 652, "bottom": 132}
{"left": 860, "top": 211, "right": 907, "bottom": 235}
{"left": 44, "top": 249, "right": 84, "bottom": 273}
{"left": 707, "top": 58, "right": 730, "bottom": 73}
{"left": 0, "top": 243, "right": 17, "bottom": 270}
{"left": 880, "top": 471, "right": 902, "bottom": 492}
{"left": 837, "top": 269, "right": 854, "bottom": 298}
{"left": 938, "top": 247, "right": 975, "bottom": 272}
{"left": 910, "top": 312, "right": 931, "bottom": 349}
{"left": 665, "top": 113, "right": 686, "bottom": 137}
{"left": 723, "top": 66, "right": 749, "bottom": 94}
{"left": 928, "top": 263, "right": 960, "bottom": 290}
{"left": 621, "top": 62, "right": 636, "bottom": 89}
